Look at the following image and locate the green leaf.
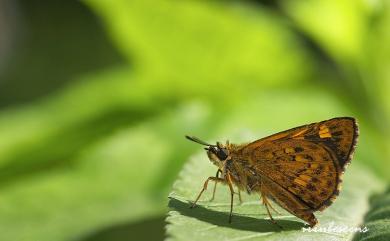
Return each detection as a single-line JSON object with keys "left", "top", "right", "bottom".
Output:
{"left": 0, "top": 101, "right": 216, "bottom": 241}
{"left": 0, "top": 68, "right": 147, "bottom": 182}
{"left": 167, "top": 153, "right": 384, "bottom": 241}
{"left": 353, "top": 187, "right": 390, "bottom": 241}
{"left": 0, "top": 125, "right": 167, "bottom": 241}
{"left": 86, "top": 0, "right": 317, "bottom": 97}
{"left": 281, "top": 0, "right": 373, "bottom": 63}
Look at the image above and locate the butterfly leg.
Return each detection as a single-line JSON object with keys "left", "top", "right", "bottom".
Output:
{"left": 268, "top": 203, "right": 281, "bottom": 215}
{"left": 210, "top": 170, "right": 242, "bottom": 204}
{"left": 260, "top": 186, "right": 282, "bottom": 228}
{"left": 226, "top": 172, "right": 235, "bottom": 223}
{"left": 190, "top": 176, "right": 225, "bottom": 208}
{"left": 260, "top": 195, "right": 282, "bottom": 215}
{"left": 210, "top": 169, "right": 222, "bottom": 201}
{"left": 238, "top": 189, "right": 243, "bottom": 204}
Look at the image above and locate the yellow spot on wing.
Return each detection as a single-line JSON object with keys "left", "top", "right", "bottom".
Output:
{"left": 319, "top": 132, "right": 332, "bottom": 138}
{"left": 285, "top": 147, "right": 294, "bottom": 154}
{"left": 310, "top": 163, "right": 319, "bottom": 169}
{"left": 299, "top": 175, "right": 311, "bottom": 182}
{"left": 319, "top": 125, "right": 328, "bottom": 130}
{"left": 295, "top": 155, "right": 308, "bottom": 162}
{"left": 319, "top": 126, "right": 332, "bottom": 138}
{"left": 294, "top": 178, "right": 307, "bottom": 186}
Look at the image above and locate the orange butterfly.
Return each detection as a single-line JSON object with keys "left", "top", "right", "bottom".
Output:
{"left": 186, "top": 117, "right": 358, "bottom": 227}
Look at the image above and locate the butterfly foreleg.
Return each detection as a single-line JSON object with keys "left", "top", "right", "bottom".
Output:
{"left": 190, "top": 175, "right": 225, "bottom": 208}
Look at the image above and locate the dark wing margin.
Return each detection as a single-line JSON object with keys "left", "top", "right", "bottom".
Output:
{"left": 313, "top": 117, "right": 359, "bottom": 211}
{"left": 321, "top": 117, "right": 359, "bottom": 170}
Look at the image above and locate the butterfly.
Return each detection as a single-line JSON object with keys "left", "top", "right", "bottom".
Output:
{"left": 186, "top": 117, "right": 358, "bottom": 227}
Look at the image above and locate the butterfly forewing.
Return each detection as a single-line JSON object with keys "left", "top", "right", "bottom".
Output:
{"left": 239, "top": 117, "right": 358, "bottom": 211}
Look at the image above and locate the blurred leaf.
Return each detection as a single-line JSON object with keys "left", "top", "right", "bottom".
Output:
{"left": 362, "top": 1, "right": 390, "bottom": 169}
{"left": 0, "top": 127, "right": 166, "bottom": 241}
{"left": 0, "top": 101, "right": 215, "bottom": 241}
{"left": 279, "top": 0, "right": 370, "bottom": 109}
{"left": 0, "top": 66, "right": 210, "bottom": 184}
{"left": 281, "top": 0, "right": 373, "bottom": 63}
{"left": 353, "top": 187, "right": 390, "bottom": 241}
{"left": 0, "top": 0, "right": 126, "bottom": 108}
{"left": 0, "top": 0, "right": 322, "bottom": 185}
{"left": 370, "top": 2, "right": 390, "bottom": 115}
{"left": 0, "top": 68, "right": 149, "bottom": 183}
{"left": 86, "top": 0, "right": 317, "bottom": 102}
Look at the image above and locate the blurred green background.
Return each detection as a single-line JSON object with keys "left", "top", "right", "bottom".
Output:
{"left": 0, "top": 0, "right": 389, "bottom": 240}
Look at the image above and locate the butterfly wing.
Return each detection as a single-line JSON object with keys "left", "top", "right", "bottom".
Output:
{"left": 239, "top": 117, "right": 358, "bottom": 212}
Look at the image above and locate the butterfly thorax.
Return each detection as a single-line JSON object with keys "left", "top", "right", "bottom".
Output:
{"left": 206, "top": 143, "right": 255, "bottom": 193}
{"left": 224, "top": 145, "right": 263, "bottom": 193}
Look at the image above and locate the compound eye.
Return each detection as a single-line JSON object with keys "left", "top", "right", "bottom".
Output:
{"left": 216, "top": 148, "right": 228, "bottom": 160}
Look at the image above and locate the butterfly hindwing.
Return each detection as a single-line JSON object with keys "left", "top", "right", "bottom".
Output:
{"left": 239, "top": 117, "right": 358, "bottom": 212}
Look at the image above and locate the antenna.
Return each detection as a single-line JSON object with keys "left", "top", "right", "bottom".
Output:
{"left": 185, "top": 135, "right": 216, "bottom": 147}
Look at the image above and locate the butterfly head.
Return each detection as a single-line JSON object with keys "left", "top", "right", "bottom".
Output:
{"left": 185, "top": 135, "right": 230, "bottom": 169}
